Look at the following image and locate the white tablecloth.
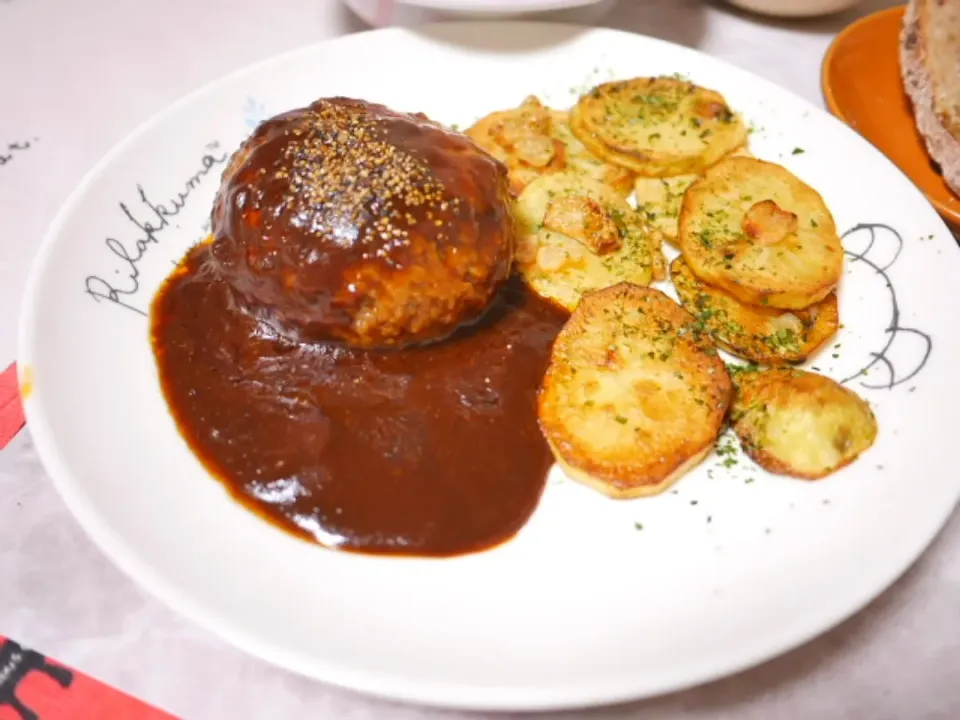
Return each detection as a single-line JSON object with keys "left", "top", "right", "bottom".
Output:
{"left": 5, "top": 1, "right": 956, "bottom": 718}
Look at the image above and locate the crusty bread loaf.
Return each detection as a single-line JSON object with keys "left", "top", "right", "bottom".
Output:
{"left": 901, "top": 0, "right": 960, "bottom": 197}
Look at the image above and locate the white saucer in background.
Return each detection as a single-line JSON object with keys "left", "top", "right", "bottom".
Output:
{"left": 343, "top": 0, "right": 613, "bottom": 26}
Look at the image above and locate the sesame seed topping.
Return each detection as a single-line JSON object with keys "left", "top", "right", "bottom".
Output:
{"left": 279, "top": 100, "right": 449, "bottom": 249}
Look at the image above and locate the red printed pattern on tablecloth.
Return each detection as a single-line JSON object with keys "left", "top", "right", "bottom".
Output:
{"left": 0, "top": 636, "right": 177, "bottom": 720}
{"left": 0, "top": 364, "right": 25, "bottom": 450}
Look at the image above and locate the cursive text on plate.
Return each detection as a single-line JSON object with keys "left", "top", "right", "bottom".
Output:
{"left": 84, "top": 143, "right": 227, "bottom": 317}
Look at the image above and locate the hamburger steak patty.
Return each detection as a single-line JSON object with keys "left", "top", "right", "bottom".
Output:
{"left": 207, "top": 97, "right": 516, "bottom": 348}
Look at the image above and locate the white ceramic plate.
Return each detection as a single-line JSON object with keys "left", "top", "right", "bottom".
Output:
{"left": 19, "top": 22, "right": 960, "bottom": 711}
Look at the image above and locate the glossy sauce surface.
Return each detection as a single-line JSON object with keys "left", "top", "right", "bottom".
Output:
{"left": 209, "top": 97, "right": 516, "bottom": 349}
{"left": 151, "top": 245, "right": 568, "bottom": 557}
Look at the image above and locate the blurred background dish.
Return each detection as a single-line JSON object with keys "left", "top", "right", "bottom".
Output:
{"left": 343, "top": 0, "right": 613, "bottom": 26}
{"left": 726, "top": 0, "right": 863, "bottom": 17}
{"left": 822, "top": 5, "right": 960, "bottom": 229}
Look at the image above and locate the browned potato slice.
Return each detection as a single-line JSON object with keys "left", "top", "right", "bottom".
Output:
{"left": 465, "top": 97, "right": 634, "bottom": 196}
{"left": 538, "top": 283, "right": 733, "bottom": 498}
{"left": 550, "top": 110, "right": 635, "bottom": 197}
{"left": 670, "top": 255, "right": 839, "bottom": 364}
{"left": 514, "top": 171, "right": 664, "bottom": 311}
{"left": 569, "top": 76, "right": 748, "bottom": 177}
{"left": 542, "top": 195, "right": 622, "bottom": 255}
{"left": 731, "top": 368, "right": 878, "bottom": 480}
{"left": 678, "top": 156, "right": 844, "bottom": 310}
{"left": 634, "top": 147, "right": 754, "bottom": 248}
{"left": 634, "top": 174, "right": 697, "bottom": 249}
{"left": 466, "top": 96, "right": 560, "bottom": 194}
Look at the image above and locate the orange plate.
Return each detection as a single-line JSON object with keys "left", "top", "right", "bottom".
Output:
{"left": 822, "top": 5, "right": 960, "bottom": 228}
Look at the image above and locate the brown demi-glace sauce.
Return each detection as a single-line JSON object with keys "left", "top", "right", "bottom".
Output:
{"left": 151, "top": 98, "right": 570, "bottom": 557}
{"left": 151, "top": 244, "right": 567, "bottom": 557}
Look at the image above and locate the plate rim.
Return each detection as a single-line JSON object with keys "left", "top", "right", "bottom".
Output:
{"left": 17, "top": 20, "right": 960, "bottom": 711}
